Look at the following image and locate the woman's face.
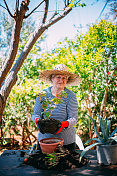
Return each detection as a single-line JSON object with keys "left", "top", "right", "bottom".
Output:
{"left": 52, "top": 74, "right": 68, "bottom": 90}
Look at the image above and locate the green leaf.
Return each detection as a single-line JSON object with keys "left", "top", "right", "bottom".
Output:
{"left": 80, "top": 143, "right": 99, "bottom": 162}
{"left": 85, "top": 138, "right": 101, "bottom": 144}
{"left": 112, "top": 136, "right": 117, "bottom": 142}
{"left": 42, "top": 103, "right": 48, "bottom": 109}
{"left": 61, "top": 90, "right": 67, "bottom": 98}
{"left": 44, "top": 112, "right": 50, "bottom": 118}
{"left": 107, "top": 120, "right": 111, "bottom": 136}
{"left": 109, "top": 127, "right": 117, "bottom": 138}
{"left": 49, "top": 106, "right": 55, "bottom": 111}
{"left": 96, "top": 114, "right": 108, "bottom": 141}
{"left": 87, "top": 114, "right": 104, "bottom": 143}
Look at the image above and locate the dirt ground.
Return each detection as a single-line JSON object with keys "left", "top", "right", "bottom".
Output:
{"left": 0, "top": 127, "right": 84, "bottom": 155}
{"left": 0, "top": 130, "right": 38, "bottom": 155}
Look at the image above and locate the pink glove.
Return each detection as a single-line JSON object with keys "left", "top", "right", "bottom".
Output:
{"left": 56, "top": 121, "right": 69, "bottom": 134}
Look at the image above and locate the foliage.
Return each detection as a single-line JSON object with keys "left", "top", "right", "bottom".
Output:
{"left": 0, "top": 0, "right": 87, "bottom": 146}
{"left": 45, "top": 149, "right": 68, "bottom": 168}
{"left": 106, "top": 0, "right": 117, "bottom": 20}
{"left": 2, "top": 19, "right": 117, "bottom": 145}
{"left": 39, "top": 90, "right": 67, "bottom": 119}
{"left": 3, "top": 79, "right": 43, "bottom": 138}
{"left": 0, "top": 11, "right": 46, "bottom": 140}
{"left": 0, "top": 0, "right": 85, "bottom": 125}
{"left": 46, "top": 152, "right": 58, "bottom": 168}
{"left": 69, "top": 1, "right": 86, "bottom": 8}
{"left": 38, "top": 19, "right": 116, "bottom": 140}
{"left": 75, "top": 110, "right": 89, "bottom": 143}
{"left": 80, "top": 114, "right": 117, "bottom": 162}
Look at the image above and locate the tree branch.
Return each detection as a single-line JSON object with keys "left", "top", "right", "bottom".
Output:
{"left": 42, "top": 0, "right": 49, "bottom": 24}
{"left": 0, "top": 0, "right": 29, "bottom": 88}
{"left": 0, "top": 4, "right": 72, "bottom": 90}
{"left": 45, "top": 6, "right": 72, "bottom": 28}
{"left": 3, "top": 0, "right": 14, "bottom": 18}
{"left": 0, "top": 4, "right": 7, "bottom": 10}
{"left": 67, "top": 0, "right": 70, "bottom": 6}
{"left": 16, "top": 0, "right": 19, "bottom": 15}
{"left": 24, "top": 0, "right": 45, "bottom": 18}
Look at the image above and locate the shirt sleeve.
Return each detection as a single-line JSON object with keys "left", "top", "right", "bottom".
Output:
{"left": 32, "top": 96, "right": 43, "bottom": 124}
{"left": 66, "top": 92, "right": 78, "bottom": 128}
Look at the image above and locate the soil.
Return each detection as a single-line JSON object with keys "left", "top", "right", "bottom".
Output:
{"left": 22, "top": 144, "right": 88, "bottom": 171}
{"left": 37, "top": 118, "right": 62, "bottom": 134}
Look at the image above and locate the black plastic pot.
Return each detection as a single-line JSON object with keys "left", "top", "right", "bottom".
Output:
{"left": 37, "top": 118, "right": 62, "bottom": 134}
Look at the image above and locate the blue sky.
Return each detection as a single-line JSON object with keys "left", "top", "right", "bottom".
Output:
{"left": 0, "top": 0, "right": 111, "bottom": 51}
{"left": 42, "top": 0, "right": 110, "bottom": 51}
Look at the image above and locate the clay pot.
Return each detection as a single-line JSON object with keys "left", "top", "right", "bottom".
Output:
{"left": 39, "top": 137, "right": 64, "bottom": 154}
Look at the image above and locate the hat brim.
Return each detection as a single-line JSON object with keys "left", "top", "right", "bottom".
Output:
{"left": 39, "top": 70, "right": 82, "bottom": 86}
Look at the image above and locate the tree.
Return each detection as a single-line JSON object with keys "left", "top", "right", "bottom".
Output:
{"left": 0, "top": 11, "right": 46, "bottom": 69}
{"left": 96, "top": 0, "right": 117, "bottom": 20}
{"left": 105, "top": 0, "right": 117, "bottom": 20}
{"left": 0, "top": 0, "right": 83, "bottom": 131}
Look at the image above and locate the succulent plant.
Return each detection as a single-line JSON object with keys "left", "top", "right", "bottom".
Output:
{"left": 80, "top": 114, "right": 117, "bottom": 162}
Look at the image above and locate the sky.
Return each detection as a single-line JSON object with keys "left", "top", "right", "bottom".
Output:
{"left": 0, "top": 0, "right": 113, "bottom": 51}
{"left": 36, "top": 0, "right": 111, "bottom": 51}
{"left": 44, "top": 0, "right": 107, "bottom": 50}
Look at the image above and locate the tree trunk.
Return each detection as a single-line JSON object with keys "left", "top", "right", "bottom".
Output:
{"left": 0, "top": 0, "right": 73, "bottom": 125}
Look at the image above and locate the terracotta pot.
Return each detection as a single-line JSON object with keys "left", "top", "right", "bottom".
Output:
{"left": 39, "top": 137, "right": 64, "bottom": 154}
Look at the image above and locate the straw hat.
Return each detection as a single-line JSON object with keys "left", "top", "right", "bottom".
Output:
{"left": 39, "top": 64, "right": 82, "bottom": 86}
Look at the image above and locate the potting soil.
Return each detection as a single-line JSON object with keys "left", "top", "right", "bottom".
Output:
{"left": 22, "top": 145, "right": 88, "bottom": 171}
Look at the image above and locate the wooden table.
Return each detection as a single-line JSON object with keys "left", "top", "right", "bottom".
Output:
{"left": 0, "top": 150, "right": 117, "bottom": 176}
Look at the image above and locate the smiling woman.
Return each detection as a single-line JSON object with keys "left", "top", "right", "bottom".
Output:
{"left": 32, "top": 64, "right": 82, "bottom": 152}
{"left": 51, "top": 75, "right": 68, "bottom": 95}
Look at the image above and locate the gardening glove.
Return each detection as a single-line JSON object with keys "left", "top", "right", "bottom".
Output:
{"left": 36, "top": 118, "right": 40, "bottom": 130}
{"left": 36, "top": 118, "right": 39, "bottom": 124}
{"left": 56, "top": 121, "right": 69, "bottom": 134}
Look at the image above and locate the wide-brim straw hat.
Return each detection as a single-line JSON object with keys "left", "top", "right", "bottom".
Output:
{"left": 39, "top": 64, "right": 82, "bottom": 86}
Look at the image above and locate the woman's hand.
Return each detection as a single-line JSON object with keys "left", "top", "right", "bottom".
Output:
{"left": 36, "top": 118, "right": 40, "bottom": 130}
{"left": 56, "top": 121, "right": 69, "bottom": 134}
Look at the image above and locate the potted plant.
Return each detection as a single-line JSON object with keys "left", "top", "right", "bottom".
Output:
{"left": 80, "top": 114, "right": 117, "bottom": 165}
{"left": 36, "top": 90, "right": 67, "bottom": 154}
{"left": 39, "top": 137, "right": 64, "bottom": 154}
{"left": 37, "top": 90, "right": 67, "bottom": 134}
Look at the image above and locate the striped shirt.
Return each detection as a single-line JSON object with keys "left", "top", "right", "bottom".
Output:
{"left": 32, "top": 86, "right": 78, "bottom": 145}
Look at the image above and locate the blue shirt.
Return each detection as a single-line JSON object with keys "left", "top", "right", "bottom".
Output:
{"left": 32, "top": 87, "right": 78, "bottom": 145}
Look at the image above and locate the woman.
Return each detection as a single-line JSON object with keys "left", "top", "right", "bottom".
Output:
{"left": 32, "top": 64, "right": 81, "bottom": 151}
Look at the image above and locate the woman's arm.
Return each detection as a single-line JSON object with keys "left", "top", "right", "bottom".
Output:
{"left": 32, "top": 96, "right": 43, "bottom": 124}
{"left": 67, "top": 92, "right": 78, "bottom": 128}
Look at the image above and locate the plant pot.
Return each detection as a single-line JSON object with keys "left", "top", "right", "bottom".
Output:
{"left": 39, "top": 137, "right": 64, "bottom": 154}
{"left": 37, "top": 118, "right": 62, "bottom": 134}
{"left": 97, "top": 144, "right": 117, "bottom": 165}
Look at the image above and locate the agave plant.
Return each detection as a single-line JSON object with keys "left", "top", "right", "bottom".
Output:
{"left": 80, "top": 114, "right": 117, "bottom": 162}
